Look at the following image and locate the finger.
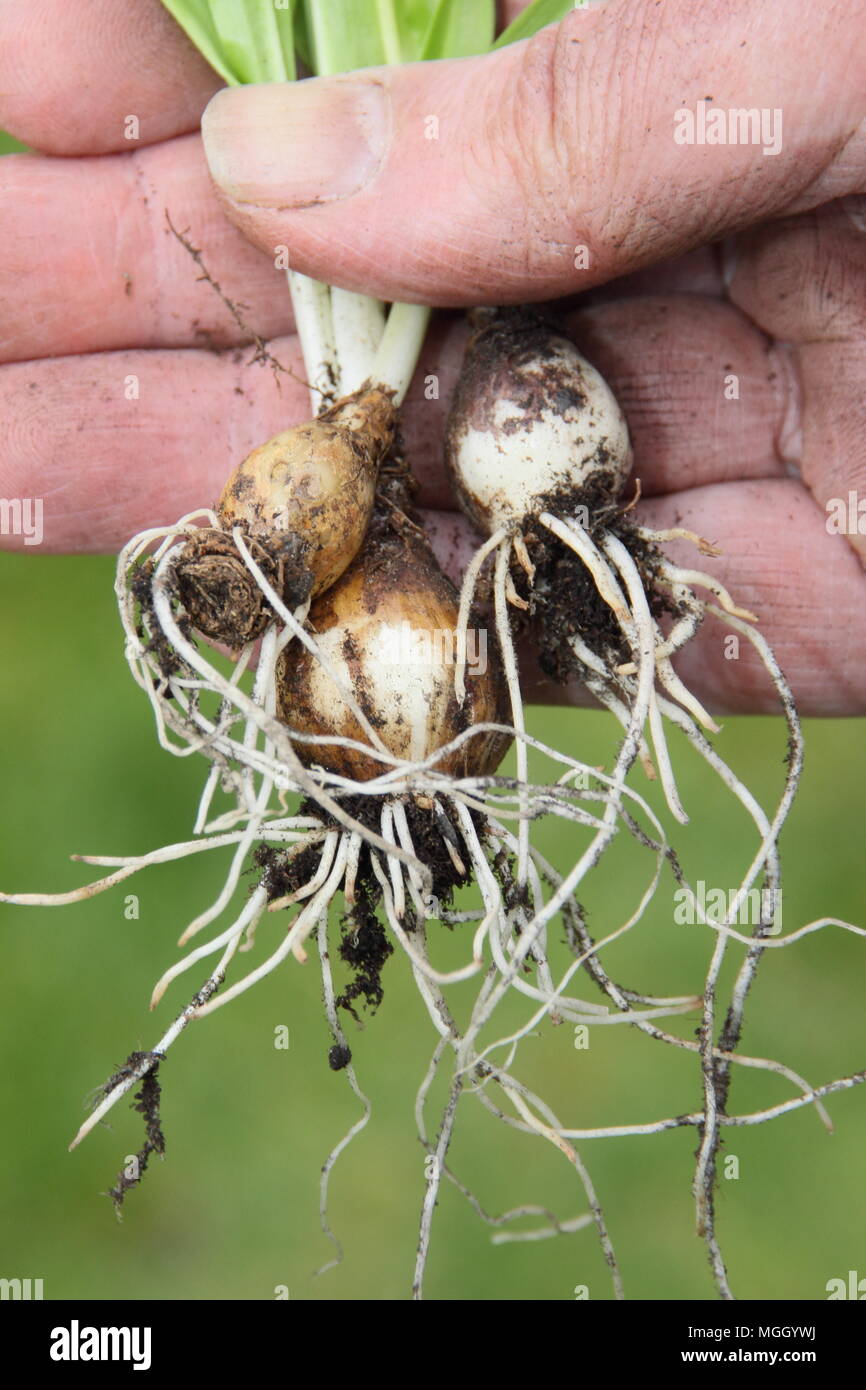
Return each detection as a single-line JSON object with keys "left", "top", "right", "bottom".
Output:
{"left": 0, "top": 139, "right": 293, "bottom": 363}
{"left": 0, "top": 0, "right": 535, "bottom": 157}
{"left": 0, "top": 129, "right": 721, "bottom": 367}
{"left": 2, "top": 282, "right": 852, "bottom": 554}
{"left": 0, "top": 316, "right": 463, "bottom": 550}
{"left": 0, "top": 292, "right": 790, "bottom": 552}
{"left": 566, "top": 296, "right": 789, "bottom": 496}
{"left": 0, "top": 338, "right": 307, "bottom": 552}
{"left": 201, "top": 0, "right": 866, "bottom": 305}
{"left": 725, "top": 201, "right": 866, "bottom": 563}
{"left": 577, "top": 244, "right": 726, "bottom": 308}
{"left": 0, "top": 0, "right": 221, "bottom": 155}
{"left": 4, "top": 357, "right": 859, "bottom": 716}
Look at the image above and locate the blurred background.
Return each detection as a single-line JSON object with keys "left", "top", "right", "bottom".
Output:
{"left": 1, "top": 129, "right": 864, "bottom": 1303}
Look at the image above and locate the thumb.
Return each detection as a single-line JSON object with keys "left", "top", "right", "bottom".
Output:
{"left": 200, "top": 0, "right": 866, "bottom": 306}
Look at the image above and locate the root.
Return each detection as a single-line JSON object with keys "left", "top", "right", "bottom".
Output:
{"left": 314, "top": 914, "right": 372, "bottom": 1277}
{"left": 17, "top": 482, "right": 856, "bottom": 1303}
{"left": 493, "top": 541, "right": 530, "bottom": 892}
{"left": 106, "top": 1054, "right": 165, "bottom": 1217}
{"left": 413, "top": 1076, "right": 463, "bottom": 1300}
{"left": 68, "top": 970, "right": 226, "bottom": 1152}
{"left": 539, "top": 510, "right": 632, "bottom": 626}
{"left": 166, "top": 210, "right": 302, "bottom": 390}
{"left": 659, "top": 562, "right": 758, "bottom": 623}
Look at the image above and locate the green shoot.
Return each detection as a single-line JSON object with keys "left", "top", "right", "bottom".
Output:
{"left": 493, "top": 0, "right": 573, "bottom": 49}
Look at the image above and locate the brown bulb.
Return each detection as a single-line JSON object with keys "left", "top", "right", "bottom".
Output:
{"left": 173, "top": 385, "right": 396, "bottom": 651}
{"left": 218, "top": 385, "right": 396, "bottom": 596}
{"left": 277, "top": 517, "right": 511, "bottom": 782}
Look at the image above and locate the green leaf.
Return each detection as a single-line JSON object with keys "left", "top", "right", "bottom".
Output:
{"left": 161, "top": 0, "right": 296, "bottom": 83}
{"left": 492, "top": 0, "right": 572, "bottom": 49}
{"left": 208, "top": 0, "right": 296, "bottom": 81}
{"left": 160, "top": 0, "right": 551, "bottom": 88}
{"left": 160, "top": 0, "right": 239, "bottom": 85}
{"left": 392, "top": 0, "right": 438, "bottom": 62}
{"left": 303, "top": 0, "right": 388, "bottom": 75}
{"left": 420, "top": 0, "right": 495, "bottom": 60}
{"left": 293, "top": 3, "right": 313, "bottom": 69}
{"left": 0, "top": 130, "right": 27, "bottom": 154}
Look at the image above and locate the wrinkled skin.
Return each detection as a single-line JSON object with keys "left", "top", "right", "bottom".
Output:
{"left": 1, "top": 0, "right": 864, "bottom": 715}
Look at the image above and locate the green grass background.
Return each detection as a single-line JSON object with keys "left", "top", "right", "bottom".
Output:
{"left": 1, "top": 130, "right": 864, "bottom": 1303}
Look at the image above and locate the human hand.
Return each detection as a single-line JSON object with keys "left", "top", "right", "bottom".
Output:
{"left": 1, "top": 0, "right": 864, "bottom": 713}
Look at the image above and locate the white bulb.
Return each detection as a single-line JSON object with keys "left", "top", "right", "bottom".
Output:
{"left": 448, "top": 334, "right": 632, "bottom": 534}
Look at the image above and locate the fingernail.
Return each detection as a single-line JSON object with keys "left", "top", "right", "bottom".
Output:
{"left": 201, "top": 79, "right": 388, "bottom": 207}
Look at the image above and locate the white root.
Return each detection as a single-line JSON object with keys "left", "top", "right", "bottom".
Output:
{"left": 68, "top": 943, "right": 238, "bottom": 1152}
{"left": 193, "top": 836, "right": 349, "bottom": 1014}
{"left": 661, "top": 563, "right": 758, "bottom": 622}
{"left": 539, "top": 511, "right": 631, "bottom": 625}
{"left": 31, "top": 373, "right": 859, "bottom": 1307}
{"left": 493, "top": 541, "right": 530, "bottom": 892}
{"left": 313, "top": 913, "right": 373, "bottom": 1278}
{"left": 150, "top": 885, "right": 269, "bottom": 1008}
{"left": 454, "top": 526, "right": 509, "bottom": 704}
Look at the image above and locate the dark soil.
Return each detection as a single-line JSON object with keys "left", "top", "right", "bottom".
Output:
{"left": 328, "top": 1043, "right": 352, "bottom": 1071}
{"left": 252, "top": 838, "right": 323, "bottom": 903}
{"left": 336, "top": 888, "right": 393, "bottom": 1020}
{"left": 253, "top": 792, "right": 488, "bottom": 1031}
{"left": 101, "top": 1051, "right": 166, "bottom": 1216}
{"left": 131, "top": 558, "right": 189, "bottom": 682}
{"left": 491, "top": 843, "right": 532, "bottom": 920}
{"left": 173, "top": 527, "right": 312, "bottom": 650}
{"left": 522, "top": 486, "right": 682, "bottom": 685}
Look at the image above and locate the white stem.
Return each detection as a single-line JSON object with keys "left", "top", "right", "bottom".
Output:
{"left": 371, "top": 302, "right": 431, "bottom": 404}
{"left": 287, "top": 257, "right": 425, "bottom": 415}
{"left": 287, "top": 271, "right": 339, "bottom": 412}
{"left": 331, "top": 288, "right": 386, "bottom": 392}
